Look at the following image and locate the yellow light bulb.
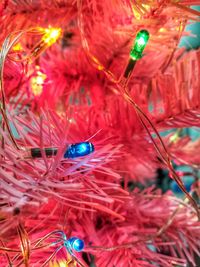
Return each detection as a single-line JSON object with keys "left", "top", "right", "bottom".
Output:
{"left": 50, "top": 259, "right": 76, "bottom": 267}
{"left": 29, "top": 26, "right": 62, "bottom": 61}
{"left": 42, "top": 27, "right": 62, "bottom": 45}
{"left": 12, "top": 43, "right": 23, "bottom": 51}
{"left": 31, "top": 68, "right": 46, "bottom": 96}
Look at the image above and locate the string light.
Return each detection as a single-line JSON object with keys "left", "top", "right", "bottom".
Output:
{"left": 123, "top": 29, "right": 149, "bottom": 80}
{"left": 171, "top": 177, "right": 194, "bottom": 195}
{"left": 67, "top": 237, "right": 85, "bottom": 252}
{"left": 50, "top": 259, "right": 75, "bottom": 267}
{"left": 64, "top": 142, "right": 94, "bottom": 158}
{"left": 30, "top": 66, "right": 46, "bottom": 96}
{"left": 30, "top": 147, "right": 58, "bottom": 158}
{"left": 42, "top": 28, "right": 62, "bottom": 46}
{"left": 30, "top": 142, "right": 94, "bottom": 159}
{"left": 55, "top": 233, "right": 84, "bottom": 266}
{"left": 30, "top": 27, "right": 62, "bottom": 60}
{"left": 130, "top": 30, "right": 149, "bottom": 60}
{"left": 12, "top": 43, "right": 23, "bottom": 52}
{"left": 36, "top": 231, "right": 83, "bottom": 266}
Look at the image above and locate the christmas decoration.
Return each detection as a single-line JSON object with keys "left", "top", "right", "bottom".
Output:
{"left": 0, "top": 1, "right": 200, "bottom": 267}
{"left": 64, "top": 142, "right": 95, "bottom": 159}
{"left": 130, "top": 29, "right": 149, "bottom": 60}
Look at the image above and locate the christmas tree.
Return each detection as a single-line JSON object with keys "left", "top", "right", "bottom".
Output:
{"left": 0, "top": 1, "right": 200, "bottom": 266}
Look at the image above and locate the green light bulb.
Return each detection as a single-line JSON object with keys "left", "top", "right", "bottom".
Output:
{"left": 130, "top": 30, "right": 149, "bottom": 60}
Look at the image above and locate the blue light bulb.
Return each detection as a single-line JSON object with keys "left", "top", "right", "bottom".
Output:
{"left": 64, "top": 142, "right": 94, "bottom": 158}
{"left": 68, "top": 237, "right": 85, "bottom": 252}
{"left": 171, "top": 178, "right": 194, "bottom": 194}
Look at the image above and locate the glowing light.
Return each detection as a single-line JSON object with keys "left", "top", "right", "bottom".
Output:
{"left": 50, "top": 259, "right": 74, "bottom": 267}
{"left": 58, "top": 262, "right": 68, "bottom": 267}
{"left": 137, "top": 38, "right": 146, "bottom": 46}
{"left": 30, "top": 142, "right": 94, "bottom": 159}
{"left": 30, "top": 67, "right": 46, "bottom": 96}
{"left": 64, "top": 142, "right": 94, "bottom": 158}
{"left": 159, "top": 28, "right": 167, "bottom": 33}
{"left": 132, "top": 4, "right": 150, "bottom": 20}
{"left": 12, "top": 43, "right": 23, "bottom": 51}
{"left": 169, "top": 132, "right": 179, "bottom": 143}
{"left": 42, "top": 27, "right": 62, "bottom": 46}
{"left": 67, "top": 237, "right": 85, "bottom": 252}
{"left": 130, "top": 29, "right": 149, "bottom": 60}
{"left": 30, "top": 27, "right": 62, "bottom": 60}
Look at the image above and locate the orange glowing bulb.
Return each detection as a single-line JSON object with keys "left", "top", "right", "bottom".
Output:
{"left": 30, "top": 27, "right": 62, "bottom": 60}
